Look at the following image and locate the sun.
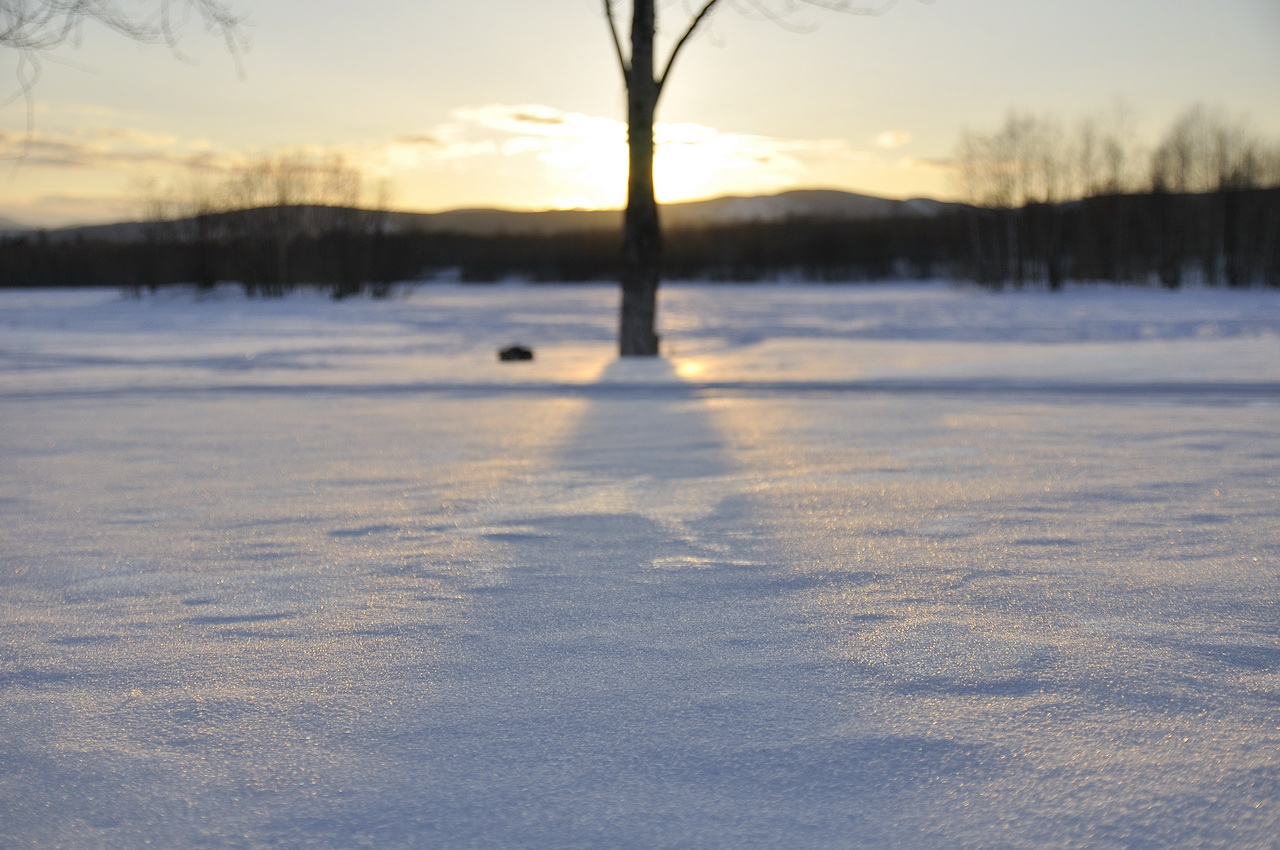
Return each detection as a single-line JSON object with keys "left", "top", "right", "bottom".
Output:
{"left": 385, "top": 104, "right": 808, "bottom": 213}
{"left": 542, "top": 135, "right": 627, "bottom": 209}
{"left": 655, "top": 122, "right": 800, "bottom": 203}
{"left": 539, "top": 116, "right": 799, "bottom": 209}
{"left": 654, "top": 130, "right": 725, "bottom": 203}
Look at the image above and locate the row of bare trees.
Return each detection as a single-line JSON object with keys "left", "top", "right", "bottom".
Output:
{"left": 9, "top": 187, "right": 1280, "bottom": 291}
{"left": 136, "top": 151, "right": 391, "bottom": 296}
{"left": 954, "top": 104, "right": 1280, "bottom": 288}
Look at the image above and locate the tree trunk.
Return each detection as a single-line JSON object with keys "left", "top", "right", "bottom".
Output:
{"left": 619, "top": 0, "right": 662, "bottom": 357}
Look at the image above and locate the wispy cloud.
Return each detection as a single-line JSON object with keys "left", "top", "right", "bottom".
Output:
{"left": 875, "top": 130, "right": 913, "bottom": 150}
{"left": 0, "top": 191, "right": 140, "bottom": 228}
{"left": 454, "top": 104, "right": 623, "bottom": 140}
{"left": 0, "top": 126, "right": 219, "bottom": 171}
{"left": 392, "top": 134, "right": 442, "bottom": 147}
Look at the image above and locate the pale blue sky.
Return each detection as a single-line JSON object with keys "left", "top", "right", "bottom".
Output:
{"left": 2, "top": 0, "right": 1277, "bottom": 226}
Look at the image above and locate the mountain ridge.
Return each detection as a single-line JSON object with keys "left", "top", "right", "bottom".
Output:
{"left": 7, "top": 189, "right": 965, "bottom": 241}
{"left": 395, "top": 189, "right": 961, "bottom": 236}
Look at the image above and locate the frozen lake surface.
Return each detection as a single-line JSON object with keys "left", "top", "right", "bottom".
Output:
{"left": 2, "top": 282, "right": 1279, "bottom": 848}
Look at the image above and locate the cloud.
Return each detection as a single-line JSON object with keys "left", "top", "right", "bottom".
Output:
{"left": 0, "top": 193, "right": 137, "bottom": 229}
{"left": 875, "top": 130, "right": 913, "bottom": 149}
{"left": 91, "top": 127, "right": 182, "bottom": 148}
{"left": 453, "top": 104, "right": 621, "bottom": 140}
{"left": 509, "top": 110, "right": 566, "bottom": 127}
{"left": 0, "top": 126, "right": 221, "bottom": 171}
{"left": 393, "top": 134, "right": 442, "bottom": 147}
{"left": 897, "top": 155, "right": 952, "bottom": 171}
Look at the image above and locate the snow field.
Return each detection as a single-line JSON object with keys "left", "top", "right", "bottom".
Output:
{"left": 1, "top": 282, "right": 1278, "bottom": 848}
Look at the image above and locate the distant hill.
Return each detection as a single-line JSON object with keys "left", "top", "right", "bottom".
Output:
{"left": 36, "top": 189, "right": 965, "bottom": 242}
{"left": 662, "top": 190, "right": 956, "bottom": 227}
{"left": 0, "top": 215, "right": 33, "bottom": 234}
{"left": 387, "top": 207, "right": 619, "bottom": 236}
{"left": 389, "top": 189, "right": 961, "bottom": 236}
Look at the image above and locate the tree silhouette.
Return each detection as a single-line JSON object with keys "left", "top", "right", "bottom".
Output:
{"left": 602, "top": 0, "right": 916, "bottom": 356}
{"left": 2, "top": 0, "right": 245, "bottom": 126}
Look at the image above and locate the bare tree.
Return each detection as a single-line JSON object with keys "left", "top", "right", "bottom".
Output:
{"left": 0, "top": 0, "right": 244, "bottom": 62}
{"left": 131, "top": 150, "right": 377, "bottom": 295}
{"left": 1071, "top": 104, "right": 1140, "bottom": 282}
{"left": 2, "top": 0, "right": 245, "bottom": 132}
{"left": 602, "top": 0, "right": 918, "bottom": 356}
{"left": 1147, "top": 104, "right": 1280, "bottom": 287}
{"left": 955, "top": 101, "right": 1280, "bottom": 288}
{"left": 226, "top": 150, "right": 366, "bottom": 294}
{"left": 953, "top": 111, "right": 1041, "bottom": 287}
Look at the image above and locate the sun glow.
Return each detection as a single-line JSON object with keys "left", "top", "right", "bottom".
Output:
{"left": 373, "top": 105, "right": 838, "bottom": 212}
{"left": 538, "top": 120, "right": 821, "bottom": 208}
{"left": 655, "top": 122, "right": 803, "bottom": 203}
{"left": 675, "top": 360, "right": 706, "bottom": 379}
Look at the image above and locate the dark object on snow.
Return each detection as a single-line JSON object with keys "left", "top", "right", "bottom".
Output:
{"left": 499, "top": 345, "right": 534, "bottom": 362}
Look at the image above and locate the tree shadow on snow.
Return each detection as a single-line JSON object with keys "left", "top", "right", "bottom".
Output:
{"left": 340, "top": 356, "right": 988, "bottom": 848}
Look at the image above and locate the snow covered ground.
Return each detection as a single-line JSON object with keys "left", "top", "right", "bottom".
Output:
{"left": 2, "top": 282, "right": 1278, "bottom": 848}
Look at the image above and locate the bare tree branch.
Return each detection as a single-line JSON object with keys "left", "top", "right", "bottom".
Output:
{"left": 1, "top": 1, "right": 246, "bottom": 152}
{"left": 730, "top": 0, "right": 904, "bottom": 30}
{"left": 656, "top": 0, "right": 907, "bottom": 95}
{"left": 656, "top": 0, "right": 723, "bottom": 93}
{"left": 1, "top": 1, "right": 247, "bottom": 79}
{"left": 602, "top": 0, "right": 630, "bottom": 75}
{"left": 732, "top": 0, "right": 820, "bottom": 33}
{"left": 3, "top": 1, "right": 242, "bottom": 50}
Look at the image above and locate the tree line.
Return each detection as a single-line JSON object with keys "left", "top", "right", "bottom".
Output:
{"left": 2, "top": 193, "right": 1276, "bottom": 294}
{"left": 953, "top": 104, "right": 1280, "bottom": 289}
{"left": 0, "top": 211, "right": 963, "bottom": 293}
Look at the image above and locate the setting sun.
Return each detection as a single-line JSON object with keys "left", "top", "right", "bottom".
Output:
{"left": 532, "top": 116, "right": 818, "bottom": 209}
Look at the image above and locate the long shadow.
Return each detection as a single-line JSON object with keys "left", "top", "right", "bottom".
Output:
{"left": 352, "top": 358, "right": 980, "bottom": 848}
{"left": 555, "top": 356, "right": 729, "bottom": 480}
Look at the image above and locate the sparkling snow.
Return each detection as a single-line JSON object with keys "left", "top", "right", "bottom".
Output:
{"left": 2, "top": 282, "right": 1278, "bottom": 848}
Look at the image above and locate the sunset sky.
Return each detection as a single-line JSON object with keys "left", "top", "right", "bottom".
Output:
{"left": 2, "top": 0, "right": 1278, "bottom": 228}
